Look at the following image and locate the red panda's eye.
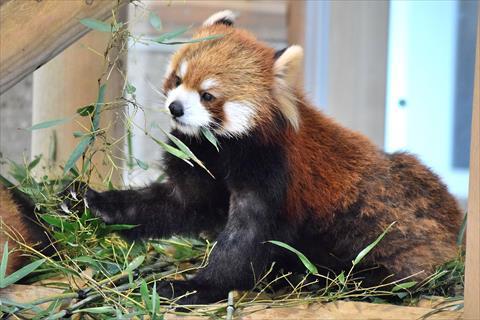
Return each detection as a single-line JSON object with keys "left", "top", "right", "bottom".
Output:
{"left": 201, "top": 92, "right": 215, "bottom": 102}
{"left": 174, "top": 76, "right": 182, "bottom": 87}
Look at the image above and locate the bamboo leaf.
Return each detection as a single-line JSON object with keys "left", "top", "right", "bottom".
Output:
{"left": 392, "top": 281, "right": 417, "bottom": 292}
{"left": 28, "top": 155, "right": 42, "bottom": 170}
{"left": 150, "top": 136, "right": 192, "bottom": 164}
{"left": 149, "top": 11, "right": 162, "bottom": 31}
{"left": 63, "top": 136, "right": 93, "bottom": 174}
{"left": 0, "top": 173, "right": 15, "bottom": 188}
{"left": 201, "top": 128, "right": 219, "bottom": 152}
{"left": 163, "top": 130, "right": 214, "bottom": 177}
{"left": 0, "top": 259, "right": 45, "bottom": 288}
{"left": 353, "top": 221, "right": 396, "bottom": 265}
{"left": 135, "top": 157, "right": 149, "bottom": 170}
{"left": 77, "top": 105, "right": 95, "bottom": 117}
{"left": 73, "top": 306, "right": 115, "bottom": 314}
{"left": 161, "top": 34, "right": 223, "bottom": 45}
{"left": 126, "top": 255, "right": 145, "bottom": 272}
{"left": 92, "top": 84, "right": 107, "bottom": 132}
{"left": 0, "top": 242, "right": 8, "bottom": 281}
{"left": 268, "top": 240, "right": 318, "bottom": 274}
{"left": 80, "top": 18, "right": 112, "bottom": 32}
{"left": 26, "top": 118, "right": 71, "bottom": 131}
{"left": 126, "top": 83, "right": 136, "bottom": 95}
{"left": 140, "top": 280, "right": 152, "bottom": 309}
{"left": 152, "top": 26, "right": 189, "bottom": 43}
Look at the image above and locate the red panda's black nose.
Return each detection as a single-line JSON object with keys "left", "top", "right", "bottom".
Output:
{"left": 168, "top": 101, "right": 184, "bottom": 118}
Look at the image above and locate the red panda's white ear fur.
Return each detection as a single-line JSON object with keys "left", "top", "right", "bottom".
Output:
{"left": 203, "top": 10, "right": 236, "bottom": 27}
{"left": 273, "top": 45, "right": 303, "bottom": 131}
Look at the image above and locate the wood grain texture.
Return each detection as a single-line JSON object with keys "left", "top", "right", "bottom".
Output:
{"left": 164, "top": 300, "right": 462, "bottom": 320}
{"left": 0, "top": 0, "right": 126, "bottom": 93}
{"left": 464, "top": 10, "right": 480, "bottom": 320}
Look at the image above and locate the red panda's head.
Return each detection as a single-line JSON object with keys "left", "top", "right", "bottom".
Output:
{"left": 163, "top": 10, "right": 303, "bottom": 138}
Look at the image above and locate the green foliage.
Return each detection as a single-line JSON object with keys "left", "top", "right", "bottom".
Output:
{"left": 0, "top": 242, "right": 46, "bottom": 288}
{"left": 201, "top": 127, "right": 220, "bottom": 152}
{"left": 80, "top": 18, "right": 121, "bottom": 33}
{"left": 268, "top": 240, "right": 318, "bottom": 275}
{"left": 353, "top": 221, "right": 396, "bottom": 265}
{"left": 26, "top": 118, "right": 71, "bottom": 131}
{"left": 149, "top": 11, "right": 162, "bottom": 31}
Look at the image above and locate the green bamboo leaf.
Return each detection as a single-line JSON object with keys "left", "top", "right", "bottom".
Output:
{"left": 104, "top": 224, "right": 137, "bottom": 232}
{"left": 73, "top": 306, "right": 115, "bottom": 314}
{"left": 151, "top": 281, "right": 158, "bottom": 318}
{"left": 201, "top": 128, "right": 219, "bottom": 152}
{"left": 163, "top": 130, "right": 214, "bottom": 177}
{"left": 140, "top": 280, "right": 152, "bottom": 309}
{"left": 337, "top": 271, "right": 345, "bottom": 284}
{"left": 80, "top": 18, "right": 112, "bottom": 32}
{"left": 41, "top": 214, "right": 75, "bottom": 232}
{"left": 353, "top": 221, "right": 396, "bottom": 265}
{"left": 152, "top": 26, "right": 189, "bottom": 43}
{"left": 77, "top": 105, "right": 95, "bottom": 117}
{"left": 92, "top": 84, "right": 107, "bottom": 132}
{"left": 126, "top": 82, "right": 136, "bottom": 95}
{"left": 26, "top": 118, "right": 71, "bottom": 131}
{"left": 150, "top": 136, "right": 192, "bottom": 164}
{"left": 63, "top": 136, "right": 93, "bottom": 174}
{"left": 392, "top": 281, "right": 417, "bottom": 292}
{"left": 268, "top": 240, "right": 318, "bottom": 274}
{"left": 161, "top": 34, "right": 223, "bottom": 45}
{"left": 28, "top": 155, "right": 42, "bottom": 170}
{"left": 135, "top": 157, "right": 149, "bottom": 170}
{"left": 126, "top": 255, "right": 145, "bottom": 272}
{"left": 0, "top": 173, "right": 15, "bottom": 188}
{"left": 0, "top": 242, "right": 8, "bottom": 280}
{"left": 149, "top": 11, "right": 162, "bottom": 31}
{"left": 0, "top": 259, "right": 45, "bottom": 288}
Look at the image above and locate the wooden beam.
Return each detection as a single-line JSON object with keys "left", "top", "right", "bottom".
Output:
{"left": 464, "top": 10, "right": 480, "bottom": 320}
{"left": 0, "top": 0, "right": 127, "bottom": 94}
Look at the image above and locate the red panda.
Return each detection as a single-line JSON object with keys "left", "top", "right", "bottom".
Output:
{"left": 0, "top": 185, "right": 51, "bottom": 275}
{"left": 86, "top": 10, "right": 462, "bottom": 304}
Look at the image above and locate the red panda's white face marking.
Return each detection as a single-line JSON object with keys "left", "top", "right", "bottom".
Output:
{"left": 221, "top": 101, "right": 255, "bottom": 136}
{"left": 164, "top": 84, "right": 212, "bottom": 136}
{"left": 162, "top": 10, "right": 304, "bottom": 138}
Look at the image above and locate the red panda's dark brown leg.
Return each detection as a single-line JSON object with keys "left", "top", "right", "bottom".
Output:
{"left": 156, "top": 189, "right": 290, "bottom": 305}
{"left": 86, "top": 181, "right": 229, "bottom": 241}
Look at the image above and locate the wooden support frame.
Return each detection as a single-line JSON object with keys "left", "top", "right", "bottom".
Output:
{"left": 0, "top": 0, "right": 127, "bottom": 94}
{"left": 464, "top": 10, "right": 480, "bottom": 320}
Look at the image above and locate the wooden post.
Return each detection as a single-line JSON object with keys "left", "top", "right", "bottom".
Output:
{"left": 464, "top": 11, "right": 480, "bottom": 320}
{"left": 287, "top": 0, "right": 305, "bottom": 83}
{"left": 31, "top": 14, "right": 126, "bottom": 186}
{"left": 0, "top": 0, "right": 127, "bottom": 94}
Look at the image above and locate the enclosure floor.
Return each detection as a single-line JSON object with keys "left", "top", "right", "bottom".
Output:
{"left": 0, "top": 284, "right": 463, "bottom": 319}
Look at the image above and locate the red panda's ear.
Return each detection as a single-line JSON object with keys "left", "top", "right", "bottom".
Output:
{"left": 273, "top": 45, "right": 303, "bottom": 131}
{"left": 203, "top": 10, "right": 236, "bottom": 27}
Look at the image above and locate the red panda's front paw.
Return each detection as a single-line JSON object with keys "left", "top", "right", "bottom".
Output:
{"left": 86, "top": 188, "right": 119, "bottom": 224}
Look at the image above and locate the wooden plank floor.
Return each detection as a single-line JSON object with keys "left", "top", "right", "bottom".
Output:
{"left": 1, "top": 285, "right": 462, "bottom": 319}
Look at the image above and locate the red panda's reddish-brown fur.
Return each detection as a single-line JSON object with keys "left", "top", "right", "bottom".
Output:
{"left": 0, "top": 186, "right": 48, "bottom": 275}
{"left": 86, "top": 11, "right": 463, "bottom": 304}
{"left": 164, "top": 20, "right": 463, "bottom": 282}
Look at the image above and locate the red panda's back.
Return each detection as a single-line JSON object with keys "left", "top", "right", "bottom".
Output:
{"left": 284, "top": 100, "right": 384, "bottom": 223}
